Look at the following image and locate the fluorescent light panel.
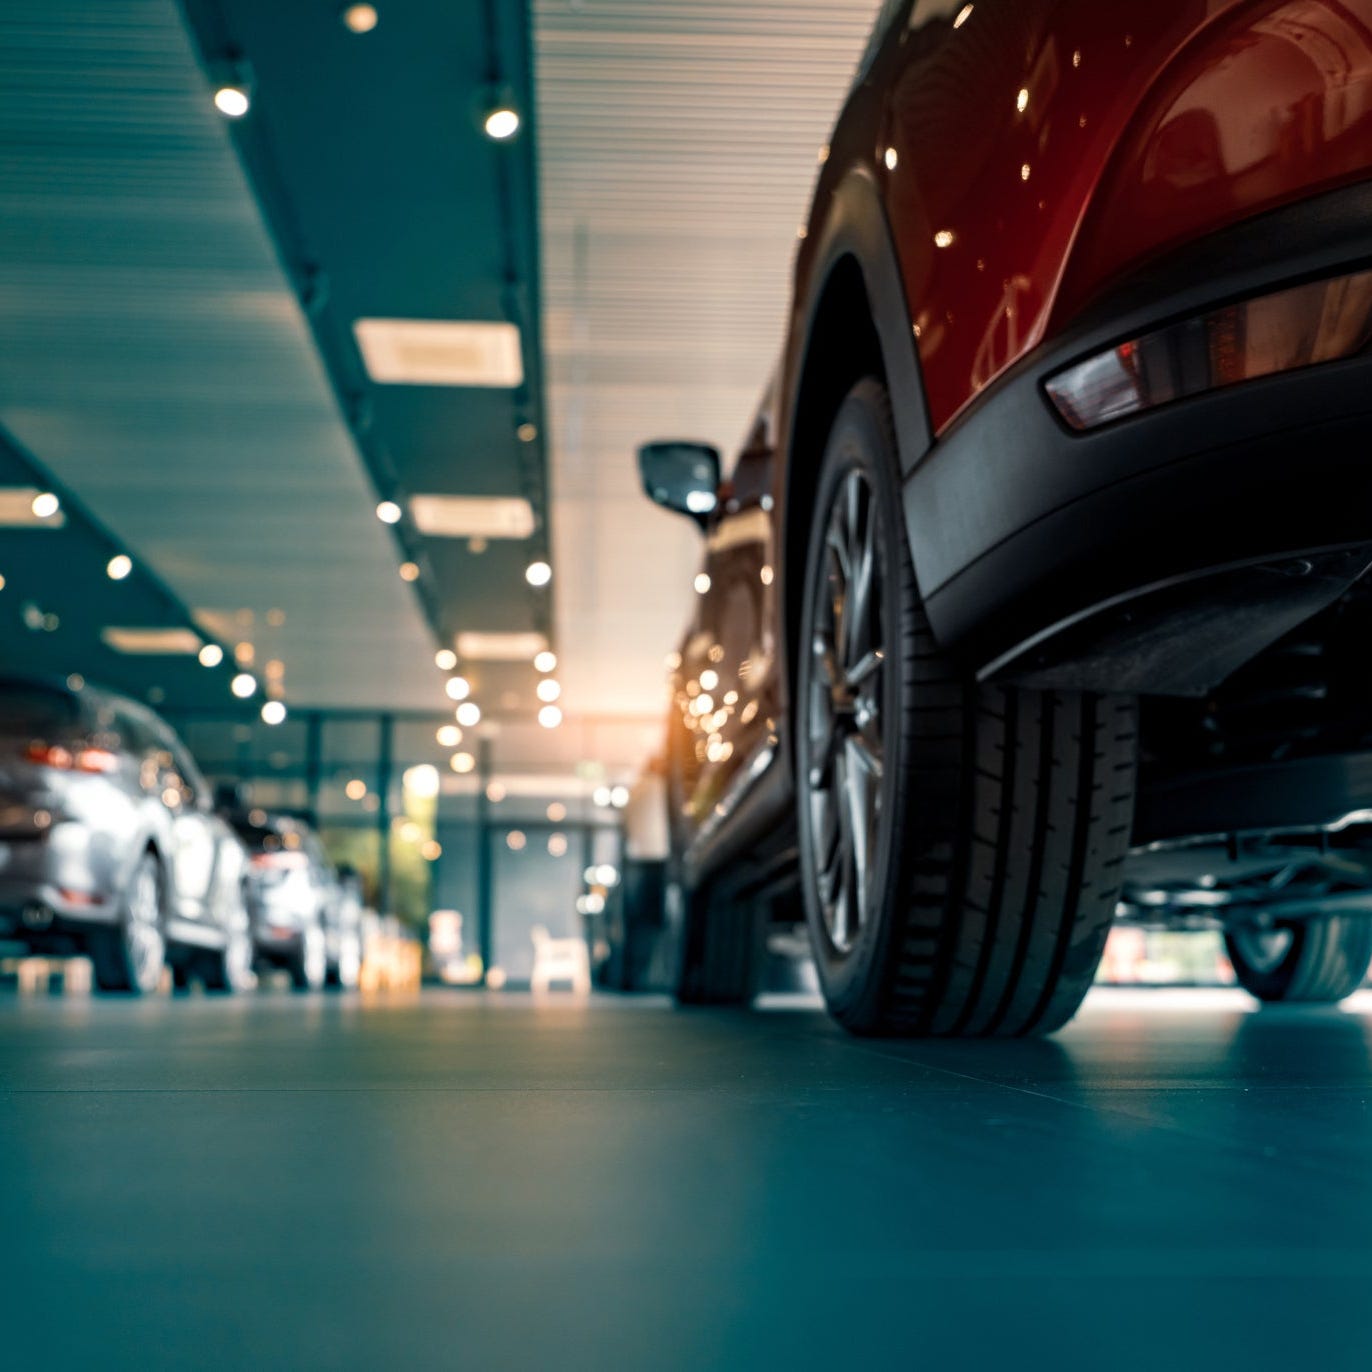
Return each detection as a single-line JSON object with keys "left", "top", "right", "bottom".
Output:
{"left": 410, "top": 495, "right": 535, "bottom": 539}
{"left": 102, "top": 627, "right": 202, "bottom": 655}
{"left": 353, "top": 318, "right": 524, "bottom": 386}
{"left": 456, "top": 631, "right": 548, "bottom": 661}
{"left": 0, "top": 487, "right": 66, "bottom": 529}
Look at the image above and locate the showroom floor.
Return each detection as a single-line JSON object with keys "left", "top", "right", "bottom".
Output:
{"left": 2, "top": 989, "right": 1371, "bottom": 1370}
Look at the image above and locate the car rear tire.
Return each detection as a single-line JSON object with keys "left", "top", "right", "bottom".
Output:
{"left": 326, "top": 932, "right": 363, "bottom": 990}
{"left": 202, "top": 930, "right": 257, "bottom": 994}
{"left": 795, "top": 378, "right": 1138, "bottom": 1037}
{"left": 1225, "top": 917, "right": 1372, "bottom": 1003}
{"left": 670, "top": 873, "right": 760, "bottom": 1006}
{"left": 288, "top": 925, "right": 327, "bottom": 992}
{"left": 90, "top": 850, "right": 167, "bottom": 996}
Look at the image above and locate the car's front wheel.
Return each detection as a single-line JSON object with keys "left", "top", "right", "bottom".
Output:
{"left": 795, "top": 378, "right": 1138, "bottom": 1036}
{"left": 1225, "top": 917, "right": 1372, "bottom": 1004}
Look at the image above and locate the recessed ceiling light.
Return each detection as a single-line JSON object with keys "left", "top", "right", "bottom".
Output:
{"left": 0, "top": 488, "right": 67, "bottom": 529}
{"left": 376, "top": 499, "right": 402, "bottom": 524}
{"left": 436, "top": 724, "right": 462, "bottom": 747}
{"left": 445, "top": 676, "right": 471, "bottom": 701}
{"left": 455, "top": 702, "right": 481, "bottom": 727}
{"left": 534, "top": 651, "right": 557, "bottom": 673}
{"left": 538, "top": 705, "right": 563, "bottom": 729}
{"left": 536, "top": 679, "right": 561, "bottom": 703}
{"left": 214, "top": 86, "right": 250, "bottom": 118}
{"left": 198, "top": 643, "right": 224, "bottom": 667}
{"left": 102, "top": 627, "right": 202, "bottom": 655}
{"left": 525, "top": 561, "right": 552, "bottom": 588}
{"left": 451, "top": 752, "right": 476, "bottom": 774}
{"left": 354, "top": 318, "right": 523, "bottom": 387}
{"left": 435, "top": 648, "right": 457, "bottom": 671}
{"left": 231, "top": 672, "right": 258, "bottom": 699}
{"left": 106, "top": 554, "right": 133, "bottom": 581}
{"left": 517, "top": 422, "right": 538, "bottom": 443}
{"left": 261, "top": 700, "right": 287, "bottom": 725}
{"left": 484, "top": 107, "right": 520, "bottom": 140}
{"left": 341, "top": 3, "right": 378, "bottom": 33}
{"left": 456, "top": 631, "right": 548, "bottom": 661}
{"left": 399, "top": 561, "right": 420, "bottom": 581}
{"left": 409, "top": 495, "right": 535, "bottom": 539}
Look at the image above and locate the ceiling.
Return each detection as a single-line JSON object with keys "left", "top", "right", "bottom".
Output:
{"left": 536, "top": 0, "right": 878, "bottom": 731}
{"left": 0, "top": 0, "right": 879, "bottom": 783}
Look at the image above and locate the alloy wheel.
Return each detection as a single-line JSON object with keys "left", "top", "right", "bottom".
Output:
{"left": 125, "top": 857, "right": 166, "bottom": 994}
{"left": 1230, "top": 925, "right": 1295, "bottom": 974}
{"left": 804, "top": 466, "right": 887, "bottom": 955}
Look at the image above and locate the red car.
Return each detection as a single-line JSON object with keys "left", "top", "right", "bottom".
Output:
{"left": 638, "top": 0, "right": 1372, "bottom": 1035}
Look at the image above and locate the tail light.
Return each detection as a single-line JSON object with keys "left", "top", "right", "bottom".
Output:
{"left": 24, "top": 742, "right": 120, "bottom": 774}
{"left": 1044, "top": 267, "right": 1372, "bottom": 431}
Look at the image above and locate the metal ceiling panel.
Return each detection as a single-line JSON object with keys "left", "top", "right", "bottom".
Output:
{"left": 0, "top": 0, "right": 439, "bottom": 710}
{"left": 535, "top": 0, "right": 879, "bottom": 736}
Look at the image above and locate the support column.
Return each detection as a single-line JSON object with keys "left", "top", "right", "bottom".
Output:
{"left": 476, "top": 735, "right": 493, "bottom": 981}
{"left": 376, "top": 713, "right": 394, "bottom": 916}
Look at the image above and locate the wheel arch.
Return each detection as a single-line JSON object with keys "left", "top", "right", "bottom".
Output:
{"left": 780, "top": 167, "right": 934, "bottom": 711}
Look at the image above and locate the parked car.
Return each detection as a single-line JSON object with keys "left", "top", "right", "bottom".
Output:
{"left": 638, "top": 0, "right": 1372, "bottom": 1035}
{"left": 226, "top": 809, "right": 361, "bottom": 990}
{"left": 0, "top": 674, "right": 254, "bottom": 994}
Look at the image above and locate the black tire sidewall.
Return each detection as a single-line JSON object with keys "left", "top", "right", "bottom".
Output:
{"left": 795, "top": 379, "right": 916, "bottom": 1026}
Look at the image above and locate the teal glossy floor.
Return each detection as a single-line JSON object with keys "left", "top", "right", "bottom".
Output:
{"left": 2, "top": 987, "right": 1371, "bottom": 1370}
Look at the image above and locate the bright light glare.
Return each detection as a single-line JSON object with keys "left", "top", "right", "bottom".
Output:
{"left": 106, "top": 554, "right": 132, "bottom": 581}
{"left": 214, "top": 86, "right": 250, "bottom": 118}
{"left": 536, "top": 678, "right": 561, "bottom": 703}
{"left": 376, "top": 500, "right": 402, "bottom": 524}
{"left": 699, "top": 669, "right": 719, "bottom": 691}
{"left": 445, "top": 676, "right": 471, "bottom": 701}
{"left": 694, "top": 573, "right": 711, "bottom": 594}
{"left": 484, "top": 107, "right": 520, "bottom": 140}
{"left": 610, "top": 785, "right": 630, "bottom": 809}
{"left": 538, "top": 705, "right": 563, "bottom": 729}
{"left": 451, "top": 752, "right": 476, "bottom": 774}
{"left": 934, "top": 229, "right": 956, "bottom": 249}
{"left": 547, "top": 802, "right": 566, "bottom": 822}
{"left": 199, "top": 643, "right": 224, "bottom": 668}
{"left": 685, "top": 490, "right": 716, "bottom": 514}
{"left": 954, "top": 3, "right": 974, "bottom": 28}
{"left": 31, "top": 492, "right": 60, "bottom": 519}
{"left": 342, "top": 3, "right": 379, "bottom": 33}
{"left": 525, "top": 560, "right": 552, "bottom": 587}
{"left": 1016, "top": 87, "right": 1029, "bottom": 114}
{"left": 345, "top": 779, "right": 367, "bottom": 800}
{"left": 435, "top": 648, "right": 457, "bottom": 671}
{"left": 594, "top": 864, "right": 619, "bottom": 887}
{"left": 403, "top": 763, "right": 441, "bottom": 798}
{"left": 231, "top": 673, "right": 257, "bottom": 699}
{"left": 456, "top": 702, "right": 481, "bottom": 727}
{"left": 436, "top": 725, "right": 462, "bottom": 747}
{"left": 534, "top": 650, "right": 557, "bottom": 673}
{"left": 260, "top": 700, "right": 286, "bottom": 726}
{"left": 884, "top": 147, "right": 898, "bottom": 171}
{"left": 399, "top": 561, "right": 419, "bottom": 582}
{"left": 592, "top": 785, "right": 612, "bottom": 808}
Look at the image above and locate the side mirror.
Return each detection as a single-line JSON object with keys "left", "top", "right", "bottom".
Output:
{"left": 637, "top": 441, "right": 721, "bottom": 527}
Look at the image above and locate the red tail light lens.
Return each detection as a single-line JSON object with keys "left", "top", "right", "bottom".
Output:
{"left": 252, "top": 851, "right": 309, "bottom": 870}
{"left": 24, "top": 743, "right": 119, "bottom": 773}
{"left": 1044, "top": 268, "right": 1372, "bottom": 431}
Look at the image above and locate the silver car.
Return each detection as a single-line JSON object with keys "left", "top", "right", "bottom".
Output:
{"left": 0, "top": 674, "right": 253, "bottom": 994}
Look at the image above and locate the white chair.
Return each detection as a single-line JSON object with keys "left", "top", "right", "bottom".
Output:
{"left": 530, "top": 924, "right": 591, "bottom": 996}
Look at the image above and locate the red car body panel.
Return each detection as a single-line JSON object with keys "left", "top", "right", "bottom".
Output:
{"left": 877, "top": 0, "right": 1372, "bottom": 436}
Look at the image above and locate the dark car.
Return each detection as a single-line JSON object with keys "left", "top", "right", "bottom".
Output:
{"left": 0, "top": 675, "right": 253, "bottom": 994}
{"left": 638, "top": 0, "right": 1372, "bottom": 1036}
{"left": 227, "top": 810, "right": 361, "bottom": 990}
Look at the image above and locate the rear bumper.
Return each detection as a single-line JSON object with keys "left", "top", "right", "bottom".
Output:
{"left": 906, "top": 181, "right": 1372, "bottom": 695}
{"left": 0, "top": 829, "right": 121, "bottom": 935}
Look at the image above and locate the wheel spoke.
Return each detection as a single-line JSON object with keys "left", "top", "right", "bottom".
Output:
{"left": 845, "top": 647, "right": 883, "bottom": 690}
